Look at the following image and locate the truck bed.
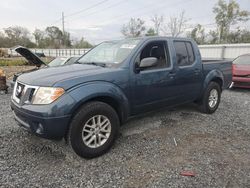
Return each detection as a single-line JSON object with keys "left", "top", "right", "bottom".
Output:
{"left": 202, "top": 59, "right": 232, "bottom": 89}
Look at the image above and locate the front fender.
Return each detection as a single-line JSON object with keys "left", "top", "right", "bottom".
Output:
{"left": 67, "top": 81, "right": 130, "bottom": 121}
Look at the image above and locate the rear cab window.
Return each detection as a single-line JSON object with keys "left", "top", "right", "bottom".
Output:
{"left": 174, "top": 41, "right": 195, "bottom": 67}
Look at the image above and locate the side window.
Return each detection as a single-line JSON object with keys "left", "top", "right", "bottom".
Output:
{"left": 185, "top": 42, "right": 195, "bottom": 63}
{"left": 139, "top": 41, "right": 170, "bottom": 70}
{"left": 174, "top": 41, "right": 195, "bottom": 66}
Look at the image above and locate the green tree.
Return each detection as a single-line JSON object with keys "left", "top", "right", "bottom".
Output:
{"left": 63, "top": 32, "right": 72, "bottom": 48}
{"left": 33, "top": 29, "right": 46, "bottom": 47}
{"left": 73, "top": 37, "right": 93, "bottom": 48}
{"left": 188, "top": 24, "right": 206, "bottom": 44}
{"left": 45, "top": 26, "right": 63, "bottom": 48}
{"left": 3, "top": 26, "right": 36, "bottom": 47}
{"left": 227, "top": 28, "right": 250, "bottom": 43}
{"left": 121, "top": 18, "right": 146, "bottom": 37}
{"left": 239, "top": 30, "right": 250, "bottom": 43}
{"left": 145, "top": 28, "right": 157, "bottom": 36}
{"left": 213, "top": 0, "right": 249, "bottom": 43}
{"left": 0, "top": 31, "right": 8, "bottom": 47}
{"left": 207, "top": 30, "right": 220, "bottom": 44}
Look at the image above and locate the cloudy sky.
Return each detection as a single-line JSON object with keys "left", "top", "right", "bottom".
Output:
{"left": 0, "top": 0, "right": 250, "bottom": 44}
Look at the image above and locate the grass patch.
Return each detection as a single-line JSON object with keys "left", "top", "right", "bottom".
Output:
{"left": 0, "top": 57, "right": 53, "bottom": 66}
{"left": 0, "top": 58, "right": 28, "bottom": 66}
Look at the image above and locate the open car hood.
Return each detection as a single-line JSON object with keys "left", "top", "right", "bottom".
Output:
{"left": 13, "top": 46, "right": 47, "bottom": 66}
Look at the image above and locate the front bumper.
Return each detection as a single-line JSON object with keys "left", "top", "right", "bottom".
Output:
{"left": 10, "top": 94, "right": 75, "bottom": 140}
{"left": 232, "top": 76, "right": 250, "bottom": 88}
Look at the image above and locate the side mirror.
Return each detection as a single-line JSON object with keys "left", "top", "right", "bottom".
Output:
{"left": 139, "top": 57, "right": 158, "bottom": 69}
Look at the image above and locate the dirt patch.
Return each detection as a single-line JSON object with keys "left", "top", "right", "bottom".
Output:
{"left": 0, "top": 66, "right": 36, "bottom": 80}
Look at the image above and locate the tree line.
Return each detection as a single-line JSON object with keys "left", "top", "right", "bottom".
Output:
{"left": 0, "top": 0, "right": 249, "bottom": 49}
{"left": 121, "top": 0, "right": 250, "bottom": 44}
{"left": 0, "top": 26, "right": 93, "bottom": 49}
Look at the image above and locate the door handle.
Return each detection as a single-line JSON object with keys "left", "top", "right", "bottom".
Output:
{"left": 194, "top": 69, "right": 200, "bottom": 75}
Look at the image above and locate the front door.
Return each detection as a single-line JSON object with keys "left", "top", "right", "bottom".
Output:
{"left": 131, "top": 40, "right": 178, "bottom": 114}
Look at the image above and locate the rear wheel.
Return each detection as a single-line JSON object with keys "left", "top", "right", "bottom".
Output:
{"left": 198, "top": 82, "right": 221, "bottom": 114}
{"left": 68, "top": 101, "right": 120, "bottom": 158}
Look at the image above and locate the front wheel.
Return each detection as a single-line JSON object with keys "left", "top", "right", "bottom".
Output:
{"left": 198, "top": 82, "right": 221, "bottom": 114}
{"left": 68, "top": 101, "right": 120, "bottom": 158}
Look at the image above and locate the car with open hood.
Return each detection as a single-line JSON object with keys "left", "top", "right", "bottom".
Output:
{"left": 10, "top": 46, "right": 79, "bottom": 87}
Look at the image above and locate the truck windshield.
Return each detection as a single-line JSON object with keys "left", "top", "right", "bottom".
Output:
{"left": 77, "top": 38, "right": 141, "bottom": 65}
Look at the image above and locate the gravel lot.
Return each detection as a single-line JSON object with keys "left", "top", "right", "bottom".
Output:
{"left": 0, "top": 88, "right": 249, "bottom": 188}
{"left": 0, "top": 66, "right": 36, "bottom": 80}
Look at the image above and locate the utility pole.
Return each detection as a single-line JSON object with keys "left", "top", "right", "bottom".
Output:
{"left": 62, "top": 12, "right": 65, "bottom": 35}
{"left": 62, "top": 12, "right": 65, "bottom": 45}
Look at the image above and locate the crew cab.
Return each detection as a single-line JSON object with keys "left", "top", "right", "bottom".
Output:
{"left": 11, "top": 37, "right": 232, "bottom": 158}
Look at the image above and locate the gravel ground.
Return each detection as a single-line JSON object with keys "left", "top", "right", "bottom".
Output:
{"left": 0, "top": 66, "right": 36, "bottom": 80}
{"left": 0, "top": 88, "right": 249, "bottom": 188}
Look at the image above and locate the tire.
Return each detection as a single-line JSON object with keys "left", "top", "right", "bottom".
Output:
{"left": 68, "top": 101, "right": 120, "bottom": 158}
{"left": 198, "top": 82, "right": 221, "bottom": 114}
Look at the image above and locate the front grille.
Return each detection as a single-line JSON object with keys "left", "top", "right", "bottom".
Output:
{"left": 12, "top": 82, "right": 38, "bottom": 104}
{"left": 15, "top": 82, "right": 25, "bottom": 99}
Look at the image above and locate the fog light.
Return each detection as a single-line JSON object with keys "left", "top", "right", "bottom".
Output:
{"left": 36, "top": 123, "right": 44, "bottom": 134}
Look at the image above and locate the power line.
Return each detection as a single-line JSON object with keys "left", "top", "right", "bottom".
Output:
{"left": 49, "top": 0, "right": 109, "bottom": 26}
{"left": 52, "top": 0, "right": 196, "bottom": 28}
{"left": 65, "top": 0, "right": 109, "bottom": 18}
{"left": 62, "top": 12, "right": 65, "bottom": 35}
{"left": 66, "top": 0, "right": 127, "bottom": 22}
{"left": 73, "top": 0, "right": 195, "bottom": 28}
{"left": 68, "top": 0, "right": 169, "bottom": 24}
{"left": 50, "top": 18, "right": 62, "bottom": 26}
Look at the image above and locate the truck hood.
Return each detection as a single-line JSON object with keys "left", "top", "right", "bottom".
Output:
{"left": 233, "top": 64, "right": 250, "bottom": 76}
{"left": 14, "top": 46, "right": 47, "bottom": 66}
{"left": 17, "top": 64, "right": 116, "bottom": 87}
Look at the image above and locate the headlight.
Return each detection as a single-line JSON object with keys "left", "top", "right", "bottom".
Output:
{"left": 32, "top": 87, "right": 65, "bottom": 104}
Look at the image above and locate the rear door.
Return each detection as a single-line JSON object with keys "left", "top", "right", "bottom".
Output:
{"left": 173, "top": 40, "right": 203, "bottom": 102}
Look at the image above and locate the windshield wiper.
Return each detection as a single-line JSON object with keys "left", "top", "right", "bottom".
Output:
{"left": 75, "top": 62, "right": 106, "bottom": 67}
{"left": 85, "top": 62, "right": 106, "bottom": 67}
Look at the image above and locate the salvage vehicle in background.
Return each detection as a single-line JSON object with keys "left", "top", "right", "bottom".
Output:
{"left": 10, "top": 46, "right": 79, "bottom": 87}
{"left": 48, "top": 56, "right": 80, "bottom": 67}
{"left": 232, "top": 54, "right": 250, "bottom": 88}
{"left": 11, "top": 37, "right": 232, "bottom": 158}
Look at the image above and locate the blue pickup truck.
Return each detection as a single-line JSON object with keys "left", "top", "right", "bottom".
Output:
{"left": 11, "top": 37, "right": 232, "bottom": 158}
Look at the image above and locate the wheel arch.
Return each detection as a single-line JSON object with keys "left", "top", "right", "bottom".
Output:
{"left": 67, "top": 81, "right": 130, "bottom": 125}
{"left": 203, "top": 69, "right": 224, "bottom": 91}
{"left": 74, "top": 95, "right": 127, "bottom": 124}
